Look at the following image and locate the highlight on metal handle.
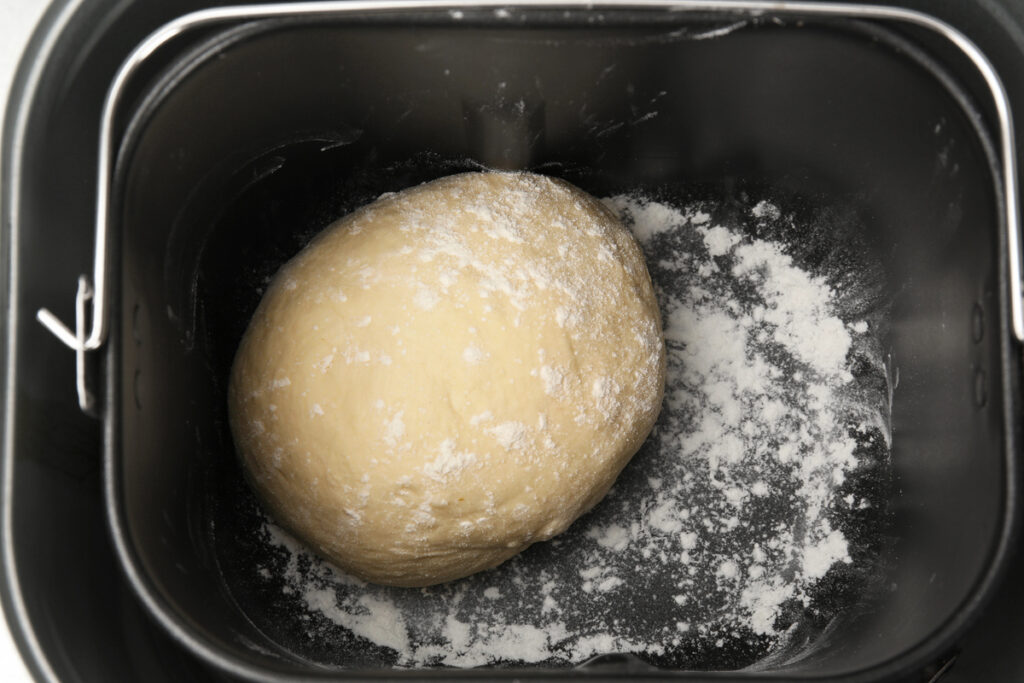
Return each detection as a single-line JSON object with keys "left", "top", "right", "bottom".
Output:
{"left": 32, "top": 0, "right": 1024, "bottom": 416}
{"left": 36, "top": 277, "right": 95, "bottom": 413}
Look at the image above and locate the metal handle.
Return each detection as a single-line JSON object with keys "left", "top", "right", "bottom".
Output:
{"left": 33, "top": 15, "right": 190, "bottom": 413}
{"left": 36, "top": 277, "right": 95, "bottom": 413}
{"left": 34, "top": 0, "right": 1024, "bottom": 415}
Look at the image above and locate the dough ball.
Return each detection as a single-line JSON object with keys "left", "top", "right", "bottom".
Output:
{"left": 228, "top": 171, "right": 665, "bottom": 587}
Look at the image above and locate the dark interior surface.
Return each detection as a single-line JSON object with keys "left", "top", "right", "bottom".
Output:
{"left": 110, "top": 12, "right": 1011, "bottom": 681}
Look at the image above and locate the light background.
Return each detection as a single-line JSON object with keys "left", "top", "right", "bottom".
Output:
{"left": 1, "top": 0, "right": 62, "bottom": 681}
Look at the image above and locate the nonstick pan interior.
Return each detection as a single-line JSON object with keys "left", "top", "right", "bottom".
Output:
{"left": 109, "top": 10, "right": 1014, "bottom": 681}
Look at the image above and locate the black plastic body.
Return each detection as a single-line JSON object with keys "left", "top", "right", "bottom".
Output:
{"left": 3, "top": 2, "right": 1024, "bottom": 682}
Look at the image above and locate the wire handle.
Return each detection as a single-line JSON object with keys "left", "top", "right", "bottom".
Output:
{"left": 32, "top": 0, "right": 1024, "bottom": 417}
{"left": 37, "top": 277, "right": 96, "bottom": 413}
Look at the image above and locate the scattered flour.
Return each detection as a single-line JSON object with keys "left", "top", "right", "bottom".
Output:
{"left": 422, "top": 438, "right": 477, "bottom": 481}
{"left": 462, "top": 345, "right": 487, "bottom": 364}
{"left": 237, "top": 194, "right": 891, "bottom": 669}
{"left": 382, "top": 412, "right": 405, "bottom": 448}
{"left": 489, "top": 421, "right": 530, "bottom": 451}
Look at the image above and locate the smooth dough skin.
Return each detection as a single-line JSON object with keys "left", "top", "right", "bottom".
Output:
{"left": 228, "top": 171, "right": 666, "bottom": 587}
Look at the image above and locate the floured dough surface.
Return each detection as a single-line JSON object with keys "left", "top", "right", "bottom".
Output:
{"left": 228, "top": 171, "right": 665, "bottom": 587}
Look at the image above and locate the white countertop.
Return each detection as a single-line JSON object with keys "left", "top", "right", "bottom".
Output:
{"left": 1, "top": 1, "right": 57, "bottom": 680}
{"left": 0, "top": 1, "right": 47, "bottom": 121}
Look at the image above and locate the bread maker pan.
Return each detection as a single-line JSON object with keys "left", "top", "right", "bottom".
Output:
{"left": 4, "top": 1, "right": 1023, "bottom": 682}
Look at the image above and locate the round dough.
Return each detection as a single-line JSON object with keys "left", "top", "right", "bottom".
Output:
{"left": 228, "top": 171, "right": 665, "bottom": 587}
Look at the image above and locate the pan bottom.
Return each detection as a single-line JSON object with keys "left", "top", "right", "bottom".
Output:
{"left": 201, "top": 149, "right": 894, "bottom": 670}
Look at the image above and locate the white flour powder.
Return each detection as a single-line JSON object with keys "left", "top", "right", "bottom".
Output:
{"left": 238, "top": 193, "right": 891, "bottom": 668}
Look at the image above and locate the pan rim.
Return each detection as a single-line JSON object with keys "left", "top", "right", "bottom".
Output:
{"left": 95, "top": 3, "right": 1021, "bottom": 682}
